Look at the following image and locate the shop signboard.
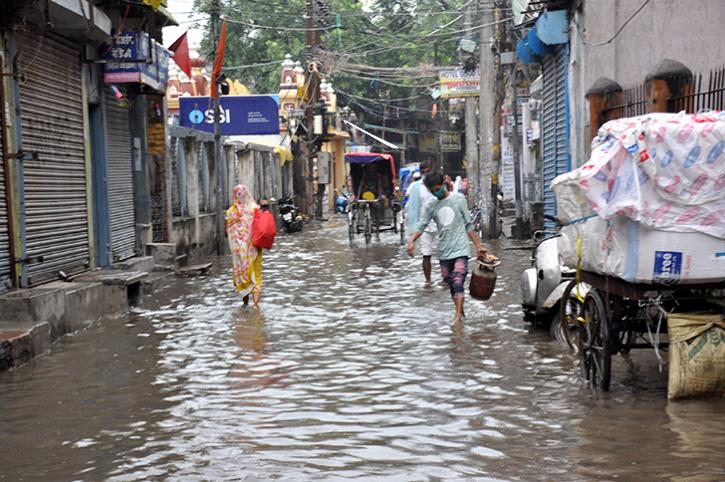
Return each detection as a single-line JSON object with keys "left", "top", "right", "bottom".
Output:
{"left": 439, "top": 68, "right": 480, "bottom": 99}
{"left": 440, "top": 131, "right": 461, "bottom": 152}
{"left": 179, "top": 95, "right": 280, "bottom": 136}
{"left": 103, "top": 31, "right": 170, "bottom": 92}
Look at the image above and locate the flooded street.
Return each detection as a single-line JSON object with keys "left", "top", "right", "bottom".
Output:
{"left": 1, "top": 221, "right": 724, "bottom": 481}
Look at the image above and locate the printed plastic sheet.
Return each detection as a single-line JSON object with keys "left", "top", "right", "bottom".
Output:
{"left": 553, "top": 112, "right": 725, "bottom": 238}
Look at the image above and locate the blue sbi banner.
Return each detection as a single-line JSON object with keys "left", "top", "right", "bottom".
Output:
{"left": 179, "top": 96, "right": 280, "bottom": 135}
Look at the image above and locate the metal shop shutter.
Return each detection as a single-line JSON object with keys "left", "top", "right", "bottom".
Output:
{"left": 541, "top": 44, "right": 570, "bottom": 229}
{"left": 0, "top": 117, "right": 10, "bottom": 291}
{"left": 105, "top": 89, "right": 136, "bottom": 261}
{"left": 17, "top": 32, "right": 90, "bottom": 285}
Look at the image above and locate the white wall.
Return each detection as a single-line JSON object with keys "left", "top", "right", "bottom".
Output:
{"left": 569, "top": 0, "right": 725, "bottom": 165}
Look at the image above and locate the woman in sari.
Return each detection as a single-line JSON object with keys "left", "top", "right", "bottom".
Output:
{"left": 226, "top": 185, "right": 263, "bottom": 307}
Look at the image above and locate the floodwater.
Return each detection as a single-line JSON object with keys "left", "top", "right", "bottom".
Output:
{"left": 1, "top": 221, "right": 724, "bottom": 481}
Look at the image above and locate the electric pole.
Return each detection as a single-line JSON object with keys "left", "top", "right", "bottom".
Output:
{"left": 305, "top": 0, "right": 321, "bottom": 217}
{"left": 464, "top": 3, "right": 479, "bottom": 208}
{"left": 478, "top": 0, "right": 496, "bottom": 238}
{"left": 491, "top": 1, "right": 505, "bottom": 238}
{"left": 509, "top": 8, "right": 525, "bottom": 238}
{"left": 211, "top": 0, "right": 224, "bottom": 255}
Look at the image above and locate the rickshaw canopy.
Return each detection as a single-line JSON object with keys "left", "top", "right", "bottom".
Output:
{"left": 344, "top": 152, "right": 396, "bottom": 179}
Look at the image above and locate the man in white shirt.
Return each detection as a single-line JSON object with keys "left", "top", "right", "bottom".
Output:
{"left": 405, "top": 160, "right": 437, "bottom": 286}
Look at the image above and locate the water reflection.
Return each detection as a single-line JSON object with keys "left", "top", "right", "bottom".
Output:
{"left": 0, "top": 220, "right": 723, "bottom": 481}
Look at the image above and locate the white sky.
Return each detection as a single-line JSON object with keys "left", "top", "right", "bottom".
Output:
{"left": 163, "top": 0, "right": 205, "bottom": 51}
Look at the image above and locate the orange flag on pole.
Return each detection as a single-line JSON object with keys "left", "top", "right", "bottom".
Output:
{"left": 211, "top": 19, "right": 228, "bottom": 98}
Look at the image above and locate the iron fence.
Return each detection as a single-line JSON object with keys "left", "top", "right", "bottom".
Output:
{"left": 600, "top": 84, "right": 647, "bottom": 123}
{"left": 669, "top": 67, "right": 725, "bottom": 113}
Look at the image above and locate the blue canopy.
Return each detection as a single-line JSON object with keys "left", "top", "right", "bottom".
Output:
{"left": 344, "top": 152, "right": 394, "bottom": 165}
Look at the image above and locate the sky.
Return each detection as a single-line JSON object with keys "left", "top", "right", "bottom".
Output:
{"left": 163, "top": 0, "right": 205, "bottom": 52}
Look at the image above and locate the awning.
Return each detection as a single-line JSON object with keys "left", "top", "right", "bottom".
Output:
{"left": 342, "top": 120, "right": 400, "bottom": 150}
{"left": 344, "top": 152, "right": 397, "bottom": 179}
{"left": 515, "top": 10, "right": 567, "bottom": 65}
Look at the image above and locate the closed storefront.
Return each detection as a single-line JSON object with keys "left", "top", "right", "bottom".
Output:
{"left": 105, "top": 89, "right": 136, "bottom": 261}
{"left": 541, "top": 44, "right": 570, "bottom": 228}
{"left": 0, "top": 118, "right": 10, "bottom": 291}
{"left": 17, "top": 31, "right": 90, "bottom": 285}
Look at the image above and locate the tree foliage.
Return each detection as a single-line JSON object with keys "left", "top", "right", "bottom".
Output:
{"left": 193, "top": 0, "right": 469, "bottom": 116}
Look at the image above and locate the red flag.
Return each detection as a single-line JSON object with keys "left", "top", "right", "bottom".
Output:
{"left": 168, "top": 32, "right": 192, "bottom": 79}
{"left": 211, "top": 19, "right": 228, "bottom": 98}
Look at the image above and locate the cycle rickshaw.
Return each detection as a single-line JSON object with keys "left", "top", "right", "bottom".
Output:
{"left": 345, "top": 152, "right": 403, "bottom": 244}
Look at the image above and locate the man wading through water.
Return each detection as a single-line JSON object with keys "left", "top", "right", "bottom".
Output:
{"left": 407, "top": 172, "right": 487, "bottom": 323}
{"left": 405, "top": 160, "right": 436, "bottom": 286}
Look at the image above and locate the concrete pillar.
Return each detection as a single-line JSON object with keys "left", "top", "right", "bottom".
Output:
{"left": 645, "top": 59, "right": 693, "bottom": 113}
{"left": 585, "top": 77, "right": 622, "bottom": 144}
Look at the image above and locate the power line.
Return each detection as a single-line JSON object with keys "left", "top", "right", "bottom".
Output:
{"left": 590, "top": 0, "right": 652, "bottom": 47}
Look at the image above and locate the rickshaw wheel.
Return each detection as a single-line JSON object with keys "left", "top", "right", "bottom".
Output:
{"left": 559, "top": 280, "right": 584, "bottom": 353}
{"left": 364, "top": 211, "right": 372, "bottom": 244}
{"left": 348, "top": 221, "right": 354, "bottom": 243}
{"left": 577, "top": 289, "right": 612, "bottom": 391}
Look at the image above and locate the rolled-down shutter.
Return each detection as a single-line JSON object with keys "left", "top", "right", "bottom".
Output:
{"left": 0, "top": 122, "right": 10, "bottom": 291}
{"left": 17, "top": 32, "right": 90, "bottom": 285}
{"left": 105, "top": 89, "right": 136, "bottom": 261}
{"left": 541, "top": 44, "right": 570, "bottom": 229}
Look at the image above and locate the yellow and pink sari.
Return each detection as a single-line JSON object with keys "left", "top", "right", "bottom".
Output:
{"left": 226, "top": 185, "right": 262, "bottom": 296}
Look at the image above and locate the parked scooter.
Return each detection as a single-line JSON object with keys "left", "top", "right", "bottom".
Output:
{"left": 278, "top": 196, "right": 303, "bottom": 233}
{"left": 520, "top": 215, "right": 588, "bottom": 349}
{"left": 335, "top": 190, "right": 350, "bottom": 214}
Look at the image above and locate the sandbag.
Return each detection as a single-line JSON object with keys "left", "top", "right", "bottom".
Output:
{"left": 668, "top": 312, "right": 725, "bottom": 401}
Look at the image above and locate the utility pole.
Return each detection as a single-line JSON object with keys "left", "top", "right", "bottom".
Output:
{"left": 463, "top": 3, "right": 479, "bottom": 207}
{"left": 305, "top": 0, "right": 321, "bottom": 217}
{"left": 511, "top": 62, "right": 525, "bottom": 238}
{"left": 211, "top": 0, "right": 224, "bottom": 255}
{"left": 478, "top": 0, "right": 496, "bottom": 238}
{"left": 490, "top": 2, "right": 506, "bottom": 238}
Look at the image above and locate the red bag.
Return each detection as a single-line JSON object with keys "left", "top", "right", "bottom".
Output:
{"left": 252, "top": 208, "right": 277, "bottom": 250}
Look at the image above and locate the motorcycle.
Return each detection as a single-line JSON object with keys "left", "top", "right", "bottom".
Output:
{"left": 520, "top": 215, "right": 588, "bottom": 349}
{"left": 277, "top": 196, "right": 303, "bottom": 233}
{"left": 335, "top": 190, "right": 350, "bottom": 214}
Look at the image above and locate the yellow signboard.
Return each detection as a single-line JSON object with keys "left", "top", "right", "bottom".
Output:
{"left": 439, "top": 69, "right": 480, "bottom": 99}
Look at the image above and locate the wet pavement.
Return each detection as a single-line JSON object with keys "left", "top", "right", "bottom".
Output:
{"left": 1, "top": 220, "right": 724, "bottom": 481}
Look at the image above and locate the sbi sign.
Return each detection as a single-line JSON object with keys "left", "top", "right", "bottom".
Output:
{"left": 179, "top": 95, "right": 280, "bottom": 136}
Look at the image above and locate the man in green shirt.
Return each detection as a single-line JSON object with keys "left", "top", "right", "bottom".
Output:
{"left": 407, "top": 172, "right": 487, "bottom": 324}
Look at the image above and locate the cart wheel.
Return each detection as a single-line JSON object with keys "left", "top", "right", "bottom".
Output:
{"left": 559, "top": 280, "right": 584, "bottom": 353}
{"left": 399, "top": 215, "right": 405, "bottom": 245}
{"left": 577, "top": 289, "right": 612, "bottom": 391}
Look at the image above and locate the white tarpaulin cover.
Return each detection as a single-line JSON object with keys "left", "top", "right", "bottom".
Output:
{"left": 553, "top": 111, "right": 725, "bottom": 238}
{"left": 554, "top": 112, "right": 725, "bottom": 284}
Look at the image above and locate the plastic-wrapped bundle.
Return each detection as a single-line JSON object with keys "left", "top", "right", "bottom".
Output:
{"left": 553, "top": 112, "right": 725, "bottom": 284}
{"left": 553, "top": 112, "right": 725, "bottom": 238}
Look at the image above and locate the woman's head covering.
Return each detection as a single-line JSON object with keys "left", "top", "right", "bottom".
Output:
{"left": 233, "top": 184, "right": 254, "bottom": 209}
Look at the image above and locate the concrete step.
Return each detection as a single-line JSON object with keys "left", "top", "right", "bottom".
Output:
{"left": 177, "top": 263, "right": 212, "bottom": 276}
{"left": 146, "top": 243, "right": 176, "bottom": 270}
{"left": 74, "top": 270, "right": 148, "bottom": 306}
{"left": 0, "top": 321, "right": 51, "bottom": 371}
{"left": 0, "top": 288, "right": 65, "bottom": 335}
{"left": 43, "top": 281, "right": 121, "bottom": 332}
{"left": 110, "top": 256, "right": 155, "bottom": 273}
